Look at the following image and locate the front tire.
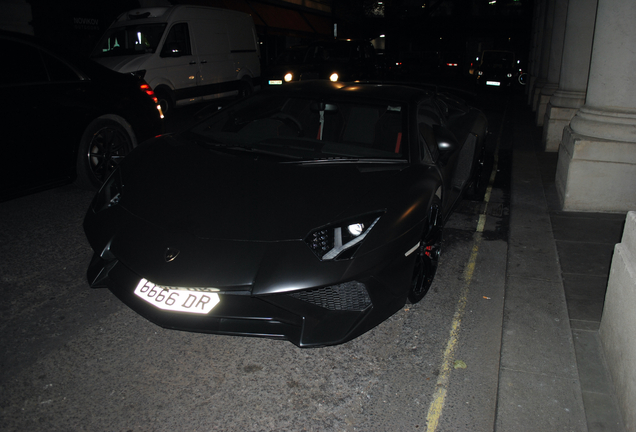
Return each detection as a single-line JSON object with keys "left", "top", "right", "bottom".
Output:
{"left": 408, "top": 200, "right": 443, "bottom": 304}
{"left": 75, "top": 118, "right": 134, "bottom": 190}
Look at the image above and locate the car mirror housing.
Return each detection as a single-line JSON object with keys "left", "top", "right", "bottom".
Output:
{"left": 434, "top": 125, "right": 459, "bottom": 164}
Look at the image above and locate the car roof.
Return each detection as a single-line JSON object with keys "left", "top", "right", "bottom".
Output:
{"left": 262, "top": 80, "right": 435, "bottom": 105}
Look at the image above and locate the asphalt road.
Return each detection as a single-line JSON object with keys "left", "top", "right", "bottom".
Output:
{"left": 0, "top": 87, "right": 515, "bottom": 431}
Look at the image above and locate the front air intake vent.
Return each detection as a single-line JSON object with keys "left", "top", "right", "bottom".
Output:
{"left": 288, "top": 281, "right": 371, "bottom": 311}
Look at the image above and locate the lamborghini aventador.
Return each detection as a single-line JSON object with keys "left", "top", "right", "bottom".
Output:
{"left": 84, "top": 80, "right": 487, "bottom": 347}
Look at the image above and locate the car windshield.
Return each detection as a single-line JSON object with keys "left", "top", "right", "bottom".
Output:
{"left": 481, "top": 51, "right": 514, "bottom": 68}
{"left": 305, "top": 43, "right": 357, "bottom": 63}
{"left": 189, "top": 94, "right": 408, "bottom": 161}
{"left": 91, "top": 24, "right": 167, "bottom": 57}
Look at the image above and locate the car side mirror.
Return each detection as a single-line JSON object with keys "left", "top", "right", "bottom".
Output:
{"left": 434, "top": 125, "right": 459, "bottom": 165}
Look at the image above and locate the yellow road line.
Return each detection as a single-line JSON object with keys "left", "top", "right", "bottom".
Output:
{"left": 425, "top": 105, "right": 507, "bottom": 432}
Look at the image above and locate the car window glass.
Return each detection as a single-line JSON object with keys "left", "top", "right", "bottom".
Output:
{"left": 190, "top": 94, "right": 407, "bottom": 161}
{"left": 92, "top": 23, "right": 167, "bottom": 57}
{"left": 419, "top": 123, "right": 437, "bottom": 163}
{"left": 41, "top": 51, "right": 81, "bottom": 82}
{"left": 1, "top": 39, "right": 48, "bottom": 85}
{"left": 160, "top": 23, "right": 191, "bottom": 57}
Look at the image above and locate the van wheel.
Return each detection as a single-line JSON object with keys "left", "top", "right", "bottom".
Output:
{"left": 239, "top": 77, "right": 253, "bottom": 98}
{"left": 76, "top": 118, "right": 134, "bottom": 190}
{"left": 155, "top": 88, "right": 174, "bottom": 115}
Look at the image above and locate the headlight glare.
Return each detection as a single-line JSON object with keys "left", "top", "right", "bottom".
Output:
{"left": 284, "top": 73, "right": 293, "bottom": 82}
{"left": 306, "top": 213, "right": 382, "bottom": 260}
{"left": 329, "top": 73, "right": 339, "bottom": 82}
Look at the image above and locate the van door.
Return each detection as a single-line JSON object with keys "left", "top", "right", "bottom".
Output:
{"left": 191, "top": 18, "right": 236, "bottom": 97}
{"left": 158, "top": 22, "right": 199, "bottom": 95}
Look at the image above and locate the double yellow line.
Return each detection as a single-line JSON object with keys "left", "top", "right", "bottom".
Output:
{"left": 425, "top": 105, "right": 506, "bottom": 432}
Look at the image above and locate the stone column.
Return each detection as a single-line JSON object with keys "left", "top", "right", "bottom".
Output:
{"left": 527, "top": 0, "right": 546, "bottom": 104}
{"left": 531, "top": 0, "right": 554, "bottom": 111}
{"left": 542, "top": 0, "right": 597, "bottom": 151}
{"left": 556, "top": 0, "right": 636, "bottom": 212}
{"left": 535, "top": 0, "right": 568, "bottom": 126}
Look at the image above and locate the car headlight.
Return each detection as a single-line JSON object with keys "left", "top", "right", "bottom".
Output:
{"left": 329, "top": 73, "right": 339, "bottom": 82}
{"left": 91, "top": 168, "right": 124, "bottom": 213}
{"left": 284, "top": 73, "right": 293, "bottom": 82}
{"left": 305, "top": 213, "right": 382, "bottom": 260}
{"left": 507, "top": 73, "right": 513, "bottom": 78}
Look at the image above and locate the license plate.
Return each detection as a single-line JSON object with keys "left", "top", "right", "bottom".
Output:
{"left": 268, "top": 80, "right": 283, "bottom": 85}
{"left": 486, "top": 81, "right": 501, "bottom": 86}
{"left": 134, "top": 278, "right": 220, "bottom": 314}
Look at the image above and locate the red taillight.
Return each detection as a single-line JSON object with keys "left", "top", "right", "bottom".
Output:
{"left": 140, "top": 83, "right": 158, "bottom": 104}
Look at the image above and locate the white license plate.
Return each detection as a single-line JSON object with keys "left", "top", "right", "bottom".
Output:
{"left": 486, "top": 81, "right": 501, "bottom": 86}
{"left": 268, "top": 80, "right": 283, "bottom": 85}
{"left": 134, "top": 278, "right": 219, "bottom": 314}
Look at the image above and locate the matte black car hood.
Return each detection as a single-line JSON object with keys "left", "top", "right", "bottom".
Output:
{"left": 118, "top": 136, "right": 407, "bottom": 242}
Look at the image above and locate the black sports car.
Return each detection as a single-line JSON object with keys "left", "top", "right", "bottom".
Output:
{"left": 84, "top": 81, "right": 487, "bottom": 347}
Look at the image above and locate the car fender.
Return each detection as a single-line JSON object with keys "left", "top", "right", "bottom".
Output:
{"left": 92, "top": 114, "right": 138, "bottom": 148}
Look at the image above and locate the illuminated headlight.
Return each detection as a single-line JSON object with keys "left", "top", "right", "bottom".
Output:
{"left": 507, "top": 73, "right": 513, "bottom": 78}
{"left": 329, "top": 73, "right": 339, "bottom": 82}
{"left": 91, "top": 168, "right": 123, "bottom": 213}
{"left": 305, "top": 213, "right": 382, "bottom": 260}
{"left": 284, "top": 73, "right": 293, "bottom": 82}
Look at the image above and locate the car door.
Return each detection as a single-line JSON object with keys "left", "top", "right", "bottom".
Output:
{"left": 158, "top": 22, "right": 199, "bottom": 95}
{"left": 191, "top": 18, "right": 235, "bottom": 95}
{"left": 0, "top": 38, "right": 86, "bottom": 199}
{"left": 417, "top": 100, "right": 461, "bottom": 211}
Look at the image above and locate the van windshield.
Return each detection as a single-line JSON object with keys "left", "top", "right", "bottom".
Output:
{"left": 91, "top": 24, "right": 167, "bottom": 58}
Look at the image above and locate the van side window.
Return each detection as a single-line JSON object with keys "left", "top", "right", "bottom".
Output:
{"left": 161, "top": 23, "right": 191, "bottom": 57}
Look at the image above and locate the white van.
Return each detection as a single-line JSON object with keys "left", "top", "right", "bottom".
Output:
{"left": 91, "top": 5, "right": 260, "bottom": 114}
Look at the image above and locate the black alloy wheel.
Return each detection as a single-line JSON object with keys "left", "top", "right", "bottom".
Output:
{"left": 76, "top": 118, "right": 133, "bottom": 190}
{"left": 408, "top": 200, "right": 443, "bottom": 304}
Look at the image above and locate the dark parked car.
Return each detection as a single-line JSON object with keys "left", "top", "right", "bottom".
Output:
{"left": 0, "top": 30, "right": 163, "bottom": 202}
{"left": 473, "top": 50, "right": 517, "bottom": 88}
{"left": 263, "top": 40, "right": 378, "bottom": 86}
{"left": 84, "top": 80, "right": 487, "bottom": 347}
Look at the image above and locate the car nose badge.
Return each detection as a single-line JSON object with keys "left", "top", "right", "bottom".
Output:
{"left": 164, "top": 248, "right": 180, "bottom": 262}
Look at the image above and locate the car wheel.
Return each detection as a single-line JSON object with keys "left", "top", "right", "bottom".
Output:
{"left": 239, "top": 77, "right": 254, "bottom": 98}
{"left": 408, "top": 199, "right": 443, "bottom": 304}
{"left": 76, "top": 118, "right": 134, "bottom": 190}
{"left": 155, "top": 87, "right": 174, "bottom": 116}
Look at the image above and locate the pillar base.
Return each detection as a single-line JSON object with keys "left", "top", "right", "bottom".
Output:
{"left": 536, "top": 84, "right": 558, "bottom": 127}
{"left": 556, "top": 127, "right": 636, "bottom": 212}
{"left": 542, "top": 104, "right": 578, "bottom": 152}
{"left": 600, "top": 211, "right": 636, "bottom": 432}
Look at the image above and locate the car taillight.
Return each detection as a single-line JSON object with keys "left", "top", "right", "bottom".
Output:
{"left": 140, "top": 81, "right": 164, "bottom": 119}
{"left": 140, "top": 82, "right": 158, "bottom": 104}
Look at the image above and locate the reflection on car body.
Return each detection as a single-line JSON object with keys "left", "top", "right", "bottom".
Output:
{"left": 83, "top": 81, "right": 487, "bottom": 347}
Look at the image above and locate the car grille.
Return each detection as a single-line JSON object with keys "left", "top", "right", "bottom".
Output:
{"left": 288, "top": 281, "right": 372, "bottom": 311}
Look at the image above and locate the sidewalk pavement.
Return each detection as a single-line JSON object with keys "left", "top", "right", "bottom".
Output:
{"left": 496, "top": 102, "right": 626, "bottom": 431}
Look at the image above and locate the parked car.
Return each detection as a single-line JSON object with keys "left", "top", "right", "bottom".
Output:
{"left": 263, "top": 40, "right": 378, "bottom": 86}
{"left": 91, "top": 5, "right": 261, "bottom": 114}
{"left": 0, "top": 31, "right": 163, "bottom": 202}
{"left": 83, "top": 80, "right": 487, "bottom": 347}
{"left": 473, "top": 50, "right": 517, "bottom": 87}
